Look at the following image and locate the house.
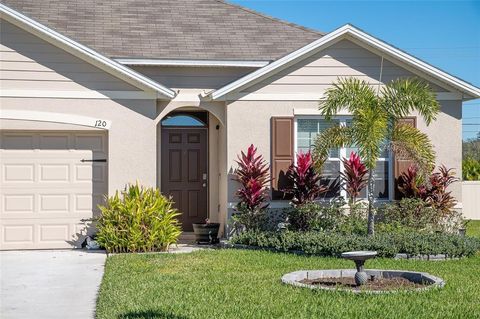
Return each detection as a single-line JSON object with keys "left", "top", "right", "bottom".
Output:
{"left": 1, "top": 0, "right": 479, "bottom": 250}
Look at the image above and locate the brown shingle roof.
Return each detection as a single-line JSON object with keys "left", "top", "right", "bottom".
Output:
{"left": 1, "top": 0, "right": 323, "bottom": 61}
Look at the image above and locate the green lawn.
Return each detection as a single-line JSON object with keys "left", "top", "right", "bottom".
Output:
{"left": 467, "top": 220, "right": 480, "bottom": 238}
{"left": 96, "top": 248, "right": 480, "bottom": 319}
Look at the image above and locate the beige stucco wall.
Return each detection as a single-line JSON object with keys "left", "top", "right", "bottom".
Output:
{"left": 415, "top": 100, "right": 463, "bottom": 202}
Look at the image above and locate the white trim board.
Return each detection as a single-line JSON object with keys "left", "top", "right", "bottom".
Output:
{"left": 209, "top": 24, "right": 480, "bottom": 100}
{"left": 0, "top": 3, "right": 176, "bottom": 99}
{"left": 115, "top": 58, "right": 269, "bottom": 68}
{"left": 0, "top": 89, "right": 157, "bottom": 100}
{"left": 0, "top": 110, "right": 112, "bottom": 129}
{"left": 227, "top": 92, "right": 462, "bottom": 101}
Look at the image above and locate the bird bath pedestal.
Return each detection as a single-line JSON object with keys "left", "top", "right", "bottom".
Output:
{"left": 341, "top": 251, "right": 378, "bottom": 286}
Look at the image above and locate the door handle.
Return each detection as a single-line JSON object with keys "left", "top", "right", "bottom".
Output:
{"left": 81, "top": 159, "right": 107, "bottom": 162}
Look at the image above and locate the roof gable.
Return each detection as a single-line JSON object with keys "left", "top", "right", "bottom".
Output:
{"left": 1, "top": 0, "right": 323, "bottom": 61}
{"left": 209, "top": 24, "right": 480, "bottom": 100}
{"left": 0, "top": 3, "right": 176, "bottom": 99}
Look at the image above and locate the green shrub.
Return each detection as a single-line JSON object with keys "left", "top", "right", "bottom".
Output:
{"left": 337, "top": 202, "right": 368, "bottom": 235}
{"left": 285, "top": 200, "right": 369, "bottom": 235}
{"left": 463, "top": 158, "right": 480, "bottom": 181}
{"left": 377, "top": 198, "right": 466, "bottom": 234}
{"left": 230, "top": 230, "right": 480, "bottom": 258}
{"left": 378, "top": 198, "right": 440, "bottom": 232}
{"left": 96, "top": 183, "right": 181, "bottom": 253}
{"left": 286, "top": 200, "right": 344, "bottom": 232}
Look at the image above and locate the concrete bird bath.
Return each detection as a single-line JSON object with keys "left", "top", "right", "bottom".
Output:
{"left": 282, "top": 250, "right": 445, "bottom": 293}
{"left": 341, "top": 251, "right": 377, "bottom": 286}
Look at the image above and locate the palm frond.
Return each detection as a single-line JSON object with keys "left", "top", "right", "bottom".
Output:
{"left": 312, "top": 125, "right": 353, "bottom": 172}
{"left": 351, "top": 105, "right": 388, "bottom": 169}
{"left": 319, "top": 77, "right": 377, "bottom": 119}
{"left": 390, "top": 123, "right": 436, "bottom": 174}
{"left": 381, "top": 78, "right": 440, "bottom": 125}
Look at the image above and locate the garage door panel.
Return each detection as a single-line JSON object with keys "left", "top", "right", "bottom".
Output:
{"left": 38, "top": 134, "right": 70, "bottom": 149}
{"left": 3, "top": 194, "right": 35, "bottom": 213}
{"left": 75, "top": 134, "right": 106, "bottom": 152}
{"left": 40, "top": 194, "right": 70, "bottom": 212}
{"left": 3, "top": 163, "right": 35, "bottom": 182}
{"left": 92, "top": 163, "right": 107, "bottom": 182}
{"left": 0, "top": 131, "right": 108, "bottom": 250}
{"left": 0, "top": 134, "right": 35, "bottom": 149}
{"left": 3, "top": 224, "right": 34, "bottom": 243}
{"left": 40, "top": 164, "right": 70, "bottom": 182}
{"left": 1, "top": 219, "right": 90, "bottom": 249}
{"left": 39, "top": 224, "right": 69, "bottom": 242}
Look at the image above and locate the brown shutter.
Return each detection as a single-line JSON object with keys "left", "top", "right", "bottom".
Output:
{"left": 271, "top": 117, "right": 294, "bottom": 200}
{"left": 394, "top": 117, "right": 417, "bottom": 200}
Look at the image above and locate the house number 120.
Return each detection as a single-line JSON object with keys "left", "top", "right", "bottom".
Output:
{"left": 94, "top": 120, "right": 107, "bottom": 128}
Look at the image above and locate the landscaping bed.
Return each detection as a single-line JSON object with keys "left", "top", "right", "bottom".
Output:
{"left": 229, "top": 230, "right": 480, "bottom": 258}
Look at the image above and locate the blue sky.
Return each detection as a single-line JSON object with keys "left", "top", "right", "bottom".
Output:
{"left": 233, "top": 0, "right": 480, "bottom": 140}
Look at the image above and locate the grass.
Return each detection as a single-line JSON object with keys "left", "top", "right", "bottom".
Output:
{"left": 467, "top": 220, "right": 480, "bottom": 238}
{"left": 97, "top": 248, "right": 480, "bottom": 319}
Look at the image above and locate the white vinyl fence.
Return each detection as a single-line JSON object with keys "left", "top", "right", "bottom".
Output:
{"left": 462, "top": 181, "right": 480, "bottom": 220}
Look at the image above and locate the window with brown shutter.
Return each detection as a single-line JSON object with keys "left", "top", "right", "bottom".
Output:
{"left": 394, "top": 117, "right": 417, "bottom": 200}
{"left": 271, "top": 117, "right": 294, "bottom": 200}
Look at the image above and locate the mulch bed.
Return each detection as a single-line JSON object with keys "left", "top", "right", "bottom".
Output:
{"left": 300, "top": 276, "right": 428, "bottom": 291}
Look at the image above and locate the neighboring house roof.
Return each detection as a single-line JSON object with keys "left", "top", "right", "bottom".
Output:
{"left": 0, "top": 0, "right": 323, "bottom": 61}
{"left": 209, "top": 24, "right": 480, "bottom": 101}
{"left": 0, "top": 3, "right": 176, "bottom": 99}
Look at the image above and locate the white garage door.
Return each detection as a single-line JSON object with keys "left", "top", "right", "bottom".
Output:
{"left": 0, "top": 131, "right": 108, "bottom": 250}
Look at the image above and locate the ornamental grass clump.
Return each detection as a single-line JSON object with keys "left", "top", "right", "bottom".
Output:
{"left": 233, "top": 144, "right": 270, "bottom": 230}
{"left": 96, "top": 183, "right": 181, "bottom": 253}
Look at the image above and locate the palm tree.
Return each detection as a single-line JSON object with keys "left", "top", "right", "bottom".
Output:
{"left": 313, "top": 77, "right": 440, "bottom": 235}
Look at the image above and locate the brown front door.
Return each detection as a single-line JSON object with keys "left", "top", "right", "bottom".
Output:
{"left": 161, "top": 128, "right": 208, "bottom": 231}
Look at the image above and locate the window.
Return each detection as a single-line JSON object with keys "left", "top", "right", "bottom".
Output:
{"left": 296, "top": 117, "right": 390, "bottom": 200}
{"left": 161, "top": 113, "right": 207, "bottom": 127}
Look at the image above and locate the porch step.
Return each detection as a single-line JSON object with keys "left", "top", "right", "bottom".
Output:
{"left": 178, "top": 232, "right": 196, "bottom": 244}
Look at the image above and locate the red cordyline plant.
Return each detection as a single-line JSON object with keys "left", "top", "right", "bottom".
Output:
{"left": 398, "top": 164, "right": 459, "bottom": 213}
{"left": 397, "top": 165, "right": 426, "bottom": 198}
{"left": 341, "top": 152, "right": 368, "bottom": 204}
{"left": 285, "top": 151, "right": 328, "bottom": 206}
{"left": 234, "top": 144, "right": 270, "bottom": 212}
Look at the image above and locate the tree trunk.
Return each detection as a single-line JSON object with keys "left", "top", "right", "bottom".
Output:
{"left": 367, "top": 169, "right": 375, "bottom": 236}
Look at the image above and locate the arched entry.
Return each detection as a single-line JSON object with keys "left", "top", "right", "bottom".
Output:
{"left": 160, "top": 111, "right": 208, "bottom": 231}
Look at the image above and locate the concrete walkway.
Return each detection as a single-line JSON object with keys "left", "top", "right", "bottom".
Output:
{"left": 0, "top": 250, "right": 106, "bottom": 319}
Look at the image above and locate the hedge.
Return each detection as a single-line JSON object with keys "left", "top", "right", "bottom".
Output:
{"left": 229, "top": 230, "right": 480, "bottom": 258}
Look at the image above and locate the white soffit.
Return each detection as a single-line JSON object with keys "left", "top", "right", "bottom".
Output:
{"left": 209, "top": 24, "right": 480, "bottom": 100}
{"left": 0, "top": 3, "right": 176, "bottom": 99}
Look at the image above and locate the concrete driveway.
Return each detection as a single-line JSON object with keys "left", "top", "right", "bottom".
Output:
{"left": 0, "top": 250, "right": 106, "bottom": 319}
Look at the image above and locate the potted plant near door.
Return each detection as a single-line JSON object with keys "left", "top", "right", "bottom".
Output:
{"left": 192, "top": 219, "right": 220, "bottom": 244}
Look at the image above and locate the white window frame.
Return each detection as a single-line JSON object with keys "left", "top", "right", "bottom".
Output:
{"left": 294, "top": 115, "right": 394, "bottom": 201}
